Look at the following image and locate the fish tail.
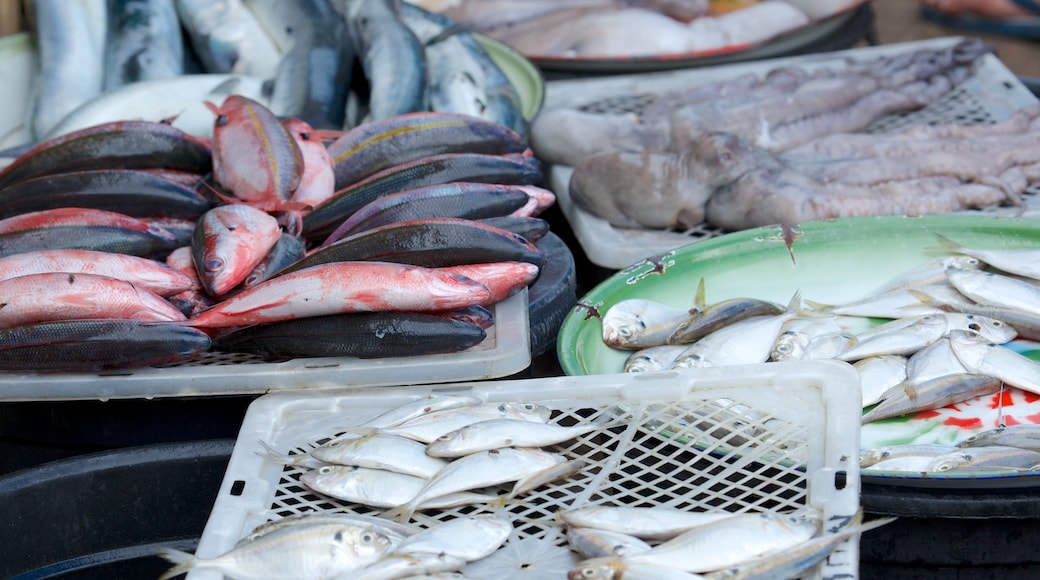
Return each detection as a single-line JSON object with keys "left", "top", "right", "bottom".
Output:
{"left": 933, "top": 233, "right": 965, "bottom": 254}
{"left": 382, "top": 500, "right": 420, "bottom": 523}
{"left": 156, "top": 546, "right": 199, "bottom": 580}
{"left": 255, "top": 439, "right": 302, "bottom": 466}
{"left": 801, "top": 298, "right": 835, "bottom": 313}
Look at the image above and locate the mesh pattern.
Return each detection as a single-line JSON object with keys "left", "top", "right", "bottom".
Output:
{"left": 259, "top": 395, "right": 814, "bottom": 553}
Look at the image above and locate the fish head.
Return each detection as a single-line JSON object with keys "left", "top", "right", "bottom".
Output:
{"left": 339, "top": 525, "right": 393, "bottom": 561}
{"left": 961, "top": 314, "right": 1018, "bottom": 344}
{"left": 930, "top": 452, "right": 973, "bottom": 472}
{"left": 193, "top": 205, "right": 281, "bottom": 296}
{"left": 601, "top": 310, "right": 642, "bottom": 348}
{"left": 500, "top": 401, "right": 553, "bottom": 423}
{"left": 770, "top": 330, "right": 808, "bottom": 361}
{"left": 568, "top": 556, "right": 624, "bottom": 580}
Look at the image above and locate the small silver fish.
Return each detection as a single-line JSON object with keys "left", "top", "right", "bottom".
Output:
{"left": 361, "top": 394, "right": 484, "bottom": 429}
{"left": 860, "top": 443, "right": 959, "bottom": 468}
{"left": 357, "top": 552, "right": 467, "bottom": 580}
{"left": 507, "top": 458, "right": 586, "bottom": 500}
{"left": 854, "top": 355, "right": 909, "bottom": 408}
{"left": 927, "top": 445, "right": 1040, "bottom": 472}
{"left": 624, "top": 344, "right": 689, "bottom": 373}
{"left": 947, "top": 268, "right": 1040, "bottom": 317}
{"left": 935, "top": 234, "right": 1040, "bottom": 281}
{"left": 601, "top": 298, "right": 698, "bottom": 350}
{"left": 568, "top": 556, "right": 709, "bottom": 580}
{"left": 425, "top": 419, "right": 601, "bottom": 458}
{"left": 957, "top": 425, "right": 1040, "bottom": 451}
{"left": 949, "top": 329, "right": 1040, "bottom": 396}
{"left": 566, "top": 527, "right": 653, "bottom": 559}
{"left": 667, "top": 297, "right": 783, "bottom": 345}
{"left": 311, "top": 433, "right": 449, "bottom": 478}
{"left": 864, "top": 455, "right": 940, "bottom": 473}
{"left": 391, "top": 515, "right": 513, "bottom": 562}
{"left": 870, "top": 252, "right": 983, "bottom": 294}
{"left": 861, "top": 373, "right": 1002, "bottom": 425}
{"left": 672, "top": 293, "right": 802, "bottom": 369}
{"left": 839, "top": 314, "right": 949, "bottom": 361}
{"left": 378, "top": 402, "right": 554, "bottom": 443}
{"left": 300, "top": 465, "right": 496, "bottom": 510}
{"left": 558, "top": 506, "right": 740, "bottom": 541}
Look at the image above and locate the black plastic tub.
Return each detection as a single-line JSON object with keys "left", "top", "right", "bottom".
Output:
{"left": 860, "top": 481, "right": 1040, "bottom": 578}
{"left": 0, "top": 439, "right": 234, "bottom": 579}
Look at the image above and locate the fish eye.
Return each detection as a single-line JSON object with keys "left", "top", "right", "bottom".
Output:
{"left": 618, "top": 327, "right": 631, "bottom": 337}
{"left": 205, "top": 258, "right": 224, "bottom": 272}
{"left": 968, "top": 323, "right": 981, "bottom": 331}
{"left": 521, "top": 403, "right": 537, "bottom": 412}
{"left": 318, "top": 465, "right": 334, "bottom": 474}
{"left": 360, "top": 532, "right": 374, "bottom": 544}
{"left": 991, "top": 320, "right": 1005, "bottom": 328}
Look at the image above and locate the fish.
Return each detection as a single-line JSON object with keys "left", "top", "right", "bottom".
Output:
{"left": 103, "top": 0, "right": 183, "bottom": 90}
{"left": 374, "top": 401, "right": 553, "bottom": 443}
{"left": 357, "top": 552, "right": 467, "bottom": 580}
{"left": 361, "top": 394, "right": 485, "bottom": 429}
{"left": 568, "top": 557, "right": 711, "bottom": 580}
{"left": 602, "top": 299, "right": 698, "bottom": 350}
{"left": 310, "top": 433, "right": 449, "bottom": 478}
{"left": 383, "top": 447, "right": 567, "bottom": 522}
{"left": 671, "top": 293, "right": 801, "bottom": 368}
{"left": 558, "top": 506, "right": 740, "bottom": 541}
{"left": 624, "top": 512, "right": 819, "bottom": 574}
{"left": 566, "top": 526, "right": 653, "bottom": 559}
{"left": 935, "top": 234, "right": 1040, "bottom": 281}
{"left": 343, "top": 0, "right": 428, "bottom": 122}
{"left": 284, "top": 118, "right": 337, "bottom": 211}
{"left": 946, "top": 268, "right": 1040, "bottom": 318}
{"left": 192, "top": 204, "right": 282, "bottom": 297}
{"left": 157, "top": 519, "right": 393, "bottom": 580}
{"left": 864, "top": 455, "right": 940, "bottom": 473}
{"left": 948, "top": 329, "right": 1040, "bottom": 396}
{"left": 803, "top": 286, "right": 947, "bottom": 320}
{"left": 302, "top": 152, "right": 543, "bottom": 240}
{"left": 164, "top": 246, "right": 216, "bottom": 316}
{"left": 770, "top": 316, "right": 854, "bottom": 361}
{"left": 869, "top": 252, "right": 983, "bottom": 294}
{"left": 0, "top": 271, "right": 186, "bottom": 328}
{"left": 859, "top": 443, "right": 960, "bottom": 468}
{"left": 390, "top": 515, "right": 513, "bottom": 562}
{"left": 506, "top": 458, "right": 585, "bottom": 500}
{"left": 29, "top": 0, "right": 107, "bottom": 140}
{"left": 853, "top": 355, "right": 909, "bottom": 408}
{"left": 0, "top": 207, "right": 182, "bottom": 258}
{"left": 321, "top": 182, "right": 532, "bottom": 245}
{"left": 837, "top": 313, "right": 950, "bottom": 362}
{"left": 437, "top": 261, "right": 540, "bottom": 305}
{"left": 425, "top": 418, "right": 601, "bottom": 458}
{"left": 861, "top": 372, "right": 1002, "bottom": 425}
{"left": 240, "top": 512, "right": 419, "bottom": 545}
{"left": 957, "top": 425, "right": 1040, "bottom": 451}
{"left": 903, "top": 337, "right": 968, "bottom": 384}
{"left": 623, "top": 344, "right": 690, "bottom": 373}
{"left": 175, "top": 0, "right": 282, "bottom": 79}
{"left": 241, "top": 232, "right": 307, "bottom": 288}
{"left": 326, "top": 112, "right": 528, "bottom": 192}
{"left": 0, "top": 318, "right": 210, "bottom": 372}
{"left": 667, "top": 296, "right": 784, "bottom": 345}
{"left": 185, "top": 261, "right": 492, "bottom": 328}
{"left": 911, "top": 288, "right": 1040, "bottom": 342}
{"left": 0, "top": 249, "right": 192, "bottom": 296}
{"left": 300, "top": 464, "right": 497, "bottom": 509}
{"left": 477, "top": 216, "right": 549, "bottom": 243}
{"left": 927, "top": 445, "right": 1040, "bottom": 472}
{"left": 206, "top": 95, "right": 303, "bottom": 209}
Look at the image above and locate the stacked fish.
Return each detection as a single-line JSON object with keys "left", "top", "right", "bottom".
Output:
{"left": 601, "top": 234, "right": 1040, "bottom": 473}
{"left": 24, "top": 0, "right": 528, "bottom": 145}
{"left": 560, "top": 505, "right": 894, "bottom": 579}
{"left": 861, "top": 423, "right": 1040, "bottom": 474}
{"left": 0, "top": 92, "right": 554, "bottom": 371}
{"left": 157, "top": 511, "right": 514, "bottom": 580}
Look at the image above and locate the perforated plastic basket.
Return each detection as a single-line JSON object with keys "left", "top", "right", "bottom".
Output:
{"left": 542, "top": 37, "right": 1040, "bottom": 269}
{"left": 190, "top": 360, "right": 863, "bottom": 579}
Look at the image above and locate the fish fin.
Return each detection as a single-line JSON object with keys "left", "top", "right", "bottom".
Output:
{"left": 156, "top": 546, "right": 199, "bottom": 580}
{"left": 208, "top": 78, "right": 244, "bottom": 97}
{"left": 801, "top": 298, "right": 835, "bottom": 313}
{"left": 933, "top": 233, "right": 967, "bottom": 255}
{"left": 381, "top": 502, "right": 419, "bottom": 524}
{"left": 308, "top": 129, "right": 348, "bottom": 143}
{"left": 693, "top": 277, "right": 707, "bottom": 310}
{"left": 903, "top": 381, "right": 919, "bottom": 402}
{"left": 203, "top": 100, "right": 221, "bottom": 116}
{"left": 255, "top": 439, "right": 302, "bottom": 466}
{"left": 786, "top": 290, "right": 804, "bottom": 314}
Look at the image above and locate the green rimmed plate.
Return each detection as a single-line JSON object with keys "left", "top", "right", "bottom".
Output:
{"left": 556, "top": 214, "right": 1040, "bottom": 486}
{"left": 475, "top": 33, "right": 545, "bottom": 122}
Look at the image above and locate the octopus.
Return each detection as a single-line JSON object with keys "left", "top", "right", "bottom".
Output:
{"left": 528, "top": 38, "right": 1040, "bottom": 232}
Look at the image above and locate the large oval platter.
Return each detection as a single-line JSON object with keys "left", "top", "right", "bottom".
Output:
{"left": 557, "top": 214, "right": 1040, "bottom": 487}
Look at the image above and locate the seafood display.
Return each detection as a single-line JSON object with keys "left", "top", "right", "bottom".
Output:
{"left": 0, "top": 96, "right": 554, "bottom": 372}
{"left": 531, "top": 38, "right": 1040, "bottom": 234}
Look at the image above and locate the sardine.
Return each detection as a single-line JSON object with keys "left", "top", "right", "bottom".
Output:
{"left": 935, "top": 234, "right": 1040, "bottom": 281}
{"left": 949, "top": 329, "right": 1040, "bottom": 396}
{"left": 566, "top": 527, "right": 653, "bottom": 559}
{"left": 311, "top": 433, "right": 449, "bottom": 478}
{"left": 0, "top": 249, "right": 192, "bottom": 296}
{"left": 192, "top": 204, "right": 282, "bottom": 297}
{"left": 104, "top": 0, "right": 183, "bottom": 90}
{"left": 957, "top": 424, "right": 1040, "bottom": 451}
{"left": 425, "top": 418, "right": 600, "bottom": 458}
{"left": 391, "top": 515, "right": 512, "bottom": 562}
{"left": 603, "top": 299, "right": 696, "bottom": 350}
{"left": 861, "top": 373, "right": 1002, "bottom": 424}
{"left": 927, "top": 445, "right": 1040, "bottom": 472}
{"left": 558, "top": 506, "right": 740, "bottom": 541}
{"left": 300, "top": 464, "right": 497, "bottom": 509}
{"left": 157, "top": 519, "right": 393, "bottom": 580}
{"left": 854, "top": 355, "right": 909, "bottom": 408}
{"left": 185, "top": 261, "right": 492, "bottom": 328}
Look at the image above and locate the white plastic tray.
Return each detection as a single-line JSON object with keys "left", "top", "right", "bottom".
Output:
{"left": 542, "top": 37, "right": 1040, "bottom": 269}
{"left": 191, "top": 360, "right": 863, "bottom": 579}
{"left": 0, "top": 290, "right": 530, "bottom": 402}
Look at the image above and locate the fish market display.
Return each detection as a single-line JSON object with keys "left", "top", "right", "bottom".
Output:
{"left": 530, "top": 39, "right": 1040, "bottom": 233}
{"left": 0, "top": 90, "right": 553, "bottom": 371}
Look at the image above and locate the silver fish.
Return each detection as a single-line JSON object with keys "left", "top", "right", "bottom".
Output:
{"left": 865, "top": 455, "right": 943, "bottom": 472}
{"left": 904, "top": 337, "right": 968, "bottom": 384}
{"left": 667, "top": 297, "right": 783, "bottom": 345}
{"left": 672, "top": 293, "right": 801, "bottom": 369}
{"left": 861, "top": 373, "right": 1002, "bottom": 425}
{"left": 624, "top": 344, "right": 689, "bottom": 373}
{"left": 391, "top": 515, "right": 513, "bottom": 562}
{"left": 357, "top": 552, "right": 467, "bottom": 580}
{"left": 175, "top": 0, "right": 282, "bottom": 79}
{"left": 157, "top": 519, "right": 393, "bottom": 580}
{"left": 384, "top": 447, "right": 566, "bottom": 522}
{"left": 868, "top": 253, "right": 982, "bottom": 294}
{"left": 568, "top": 556, "right": 710, "bottom": 580}
{"left": 566, "top": 527, "right": 653, "bottom": 559}
{"left": 361, "top": 394, "right": 485, "bottom": 429}
{"left": 602, "top": 299, "right": 696, "bottom": 350}
{"left": 927, "top": 445, "right": 1040, "bottom": 472}
{"left": 804, "top": 286, "right": 946, "bottom": 319}
{"left": 425, "top": 418, "right": 601, "bottom": 458}
{"left": 625, "top": 512, "right": 819, "bottom": 574}
{"left": 839, "top": 314, "right": 950, "bottom": 361}
{"left": 378, "top": 402, "right": 553, "bottom": 443}
{"left": 949, "top": 329, "right": 1040, "bottom": 396}
{"left": 860, "top": 443, "right": 959, "bottom": 468}
{"left": 957, "top": 424, "right": 1040, "bottom": 451}
{"left": 507, "top": 458, "right": 585, "bottom": 500}
{"left": 854, "top": 355, "right": 909, "bottom": 408}
{"left": 558, "top": 506, "right": 740, "bottom": 541}
{"left": 241, "top": 512, "right": 418, "bottom": 546}
{"left": 311, "top": 433, "right": 449, "bottom": 479}
{"left": 104, "top": 0, "right": 184, "bottom": 90}
{"left": 935, "top": 234, "right": 1040, "bottom": 281}
{"left": 913, "top": 288, "right": 1040, "bottom": 342}
{"left": 301, "top": 464, "right": 496, "bottom": 510}
{"left": 947, "top": 268, "right": 1040, "bottom": 317}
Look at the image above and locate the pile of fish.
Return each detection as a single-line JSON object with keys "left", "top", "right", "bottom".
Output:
{"left": 561, "top": 505, "right": 893, "bottom": 579}
{"left": 529, "top": 38, "right": 1040, "bottom": 233}
{"left": 600, "top": 234, "right": 1040, "bottom": 473}
{"left": 21, "top": 0, "right": 527, "bottom": 146}
{"left": 0, "top": 92, "right": 554, "bottom": 372}
{"left": 861, "top": 423, "right": 1040, "bottom": 474}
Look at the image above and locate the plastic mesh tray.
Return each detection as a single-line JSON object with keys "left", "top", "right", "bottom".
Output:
{"left": 0, "top": 290, "right": 530, "bottom": 402}
{"left": 190, "top": 360, "right": 863, "bottom": 579}
{"left": 543, "top": 37, "right": 1040, "bottom": 269}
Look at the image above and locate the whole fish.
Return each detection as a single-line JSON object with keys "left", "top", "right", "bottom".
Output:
{"left": 362, "top": 394, "right": 485, "bottom": 429}
{"left": 0, "top": 207, "right": 182, "bottom": 258}
{"left": 437, "top": 261, "right": 539, "bottom": 305}
{"left": 391, "top": 515, "right": 512, "bottom": 562}
{"left": 558, "top": 506, "right": 740, "bottom": 541}
{"left": 935, "top": 234, "right": 1040, "bottom": 281}
{"left": 602, "top": 299, "right": 697, "bottom": 350}
{"left": 623, "top": 344, "right": 689, "bottom": 373}
{"left": 343, "top": 0, "right": 427, "bottom": 122}
{"left": 241, "top": 512, "right": 419, "bottom": 545}
{"left": 357, "top": 552, "right": 466, "bottom": 580}
{"left": 838, "top": 313, "right": 950, "bottom": 362}
{"left": 157, "top": 520, "right": 393, "bottom": 580}
{"left": 311, "top": 433, "right": 449, "bottom": 478}
{"left": 104, "top": 0, "right": 183, "bottom": 90}
{"left": 667, "top": 297, "right": 784, "bottom": 345}
{"left": 425, "top": 418, "right": 600, "bottom": 458}
{"left": 29, "top": 0, "right": 107, "bottom": 140}
{"left": 864, "top": 455, "right": 941, "bottom": 473}
{"left": 284, "top": 118, "right": 337, "bottom": 211}
{"left": 383, "top": 446, "right": 567, "bottom": 522}
{"left": 859, "top": 443, "right": 960, "bottom": 468}
{"left": 175, "top": 0, "right": 282, "bottom": 79}
{"left": 0, "top": 318, "right": 210, "bottom": 371}
{"left": 904, "top": 337, "right": 968, "bottom": 384}
{"left": 771, "top": 315, "right": 852, "bottom": 362}
{"left": 507, "top": 458, "right": 585, "bottom": 500}
{"left": 868, "top": 253, "right": 982, "bottom": 294}
{"left": 949, "top": 329, "right": 1040, "bottom": 395}
{"left": 186, "top": 261, "right": 493, "bottom": 328}
{"left": 207, "top": 95, "right": 303, "bottom": 209}
{"left": 860, "top": 373, "right": 1002, "bottom": 425}
{"left": 326, "top": 112, "right": 528, "bottom": 191}
{"left": 854, "top": 355, "right": 909, "bottom": 408}
{"left": 321, "top": 182, "right": 532, "bottom": 245}
{"left": 957, "top": 425, "right": 1040, "bottom": 451}
{"left": 0, "top": 121, "right": 212, "bottom": 189}
{"left": 477, "top": 216, "right": 548, "bottom": 242}
{"left": 927, "top": 445, "right": 1040, "bottom": 472}
{"left": 803, "top": 286, "right": 946, "bottom": 320}
{"left": 374, "top": 401, "right": 553, "bottom": 443}
{"left": 0, "top": 169, "right": 212, "bottom": 220}
{"left": 568, "top": 557, "right": 710, "bottom": 580}
{"left": 300, "top": 464, "right": 497, "bottom": 509}
{"left": 913, "top": 288, "right": 1040, "bottom": 341}
{"left": 0, "top": 249, "right": 192, "bottom": 296}
{"left": 671, "top": 293, "right": 801, "bottom": 368}
{"left": 303, "top": 152, "right": 543, "bottom": 240}
{"left": 192, "top": 204, "right": 282, "bottom": 297}
{"left": 946, "top": 268, "right": 1040, "bottom": 317}
{"left": 567, "top": 527, "right": 653, "bottom": 559}
{"left": 241, "top": 232, "right": 307, "bottom": 288}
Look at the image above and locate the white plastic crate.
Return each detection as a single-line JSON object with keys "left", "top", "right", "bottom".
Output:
{"left": 190, "top": 360, "right": 863, "bottom": 579}
{"left": 0, "top": 290, "right": 530, "bottom": 402}
{"left": 542, "top": 37, "right": 1040, "bottom": 269}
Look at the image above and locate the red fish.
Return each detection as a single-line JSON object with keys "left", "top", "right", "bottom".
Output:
{"left": 0, "top": 249, "right": 193, "bottom": 296}
{"left": 283, "top": 118, "right": 337, "bottom": 211}
{"left": 439, "top": 261, "right": 540, "bottom": 305}
{"left": 511, "top": 185, "right": 557, "bottom": 218}
{"left": 192, "top": 204, "right": 282, "bottom": 297}
{"left": 186, "top": 261, "right": 492, "bottom": 328}
{"left": 0, "top": 271, "right": 186, "bottom": 328}
{"left": 0, "top": 207, "right": 182, "bottom": 258}
{"left": 165, "top": 246, "right": 216, "bottom": 317}
{"left": 205, "top": 95, "right": 303, "bottom": 209}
